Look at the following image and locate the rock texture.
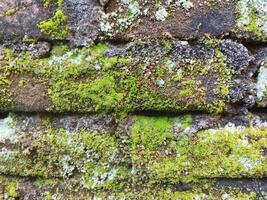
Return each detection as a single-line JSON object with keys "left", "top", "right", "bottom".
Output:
{"left": 0, "top": 39, "right": 256, "bottom": 114}
{"left": 0, "top": 0, "right": 102, "bottom": 47}
{"left": 102, "top": 0, "right": 267, "bottom": 42}
{"left": 0, "top": 0, "right": 266, "bottom": 199}
{"left": 0, "top": 113, "right": 266, "bottom": 199}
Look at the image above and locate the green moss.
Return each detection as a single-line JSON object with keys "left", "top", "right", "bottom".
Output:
{"left": 0, "top": 40, "right": 234, "bottom": 114}
{"left": 180, "top": 115, "right": 193, "bottom": 129}
{"left": 0, "top": 113, "right": 265, "bottom": 198}
{"left": 130, "top": 116, "right": 267, "bottom": 185}
{"left": 43, "top": 192, "right": 53, "bottom": 200}
{"left": 0, "top": 74, "right": 12, "bottom": 109}
{"left": 22, "top": 36, "right": 38, "bottom": 44}
{"left": 43, "top": 0, "right": 64, "bottom": 8}
{"left": 48, "top": 76, "right": 124, "bottom": 113}
{"left": 131, "top": 116, "right": 177, "bottom": 164}
{"left": 0, "top": 49, "right": 13, "bottom": 109}
{"left": 51, "top": 44, "right": 69, "bottom": 56}
{"left": 5, "top": 8, "right": 16, "bottom": 16}
{"left": 90, "top": 43, "right": 108, "bottom": 57}
{"left": 155, "top": 66, "right": 165, "bottom": 77}
{"left": 99, "top": 57, "right": 119, "bottom": 69}
{"left": 161, "top": 40, "right": 172, "bottom": 52}
{"left": 0, "top": 175, "right": 258, "bottom": 200}
{"left": 38, "top": 9, "right": 68, "bottom": 40}
{"left": 18, "top": 79, "right": 26, "bottom": 88}
{"left": 6, "top": 182, "right": 18, "bottom": 197}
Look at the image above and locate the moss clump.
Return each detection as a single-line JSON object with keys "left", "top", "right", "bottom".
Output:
{"left": 0, "top": 74, "right": 12, "bottom": 109}
{"left": 48, "top": 76, "right": 124, "bottom": 113}
{"left": 131, "top": 116, "right": 178, "bottom": 164}
{"left": 38, "top": 9, "right": 68, "bottom": 40}
{"left": 0, "top": 49, "right": 13, "bottom": 109}
{"left": 130, "top": 116, "right": 267, "bottom": 185}
{"left": 43, "top": 0, "right": 64, "bottom": 8}
{"left": 5, "top": 8, "right": 16, "bottom": 16}
{"left": 0, "top": 113, "right": 265, "bottom": 198}
{"left": 0, "top": 117, "right": 130, "bottom": 191}
{"left": 116, "top": 187, "right": 257, "bottom": 200}
{"left": 6, "top": 181, "right": 18, "bottom": 197}
{"left": 0, "top": 40, "right": 235, "bottom": 114}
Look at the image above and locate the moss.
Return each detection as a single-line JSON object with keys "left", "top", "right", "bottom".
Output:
{"left": 0, "top": 113, "right": 265, "bottom": 198}
{"left": 43, "top": 192, "right": 53, "bottom": 200}
{"left": 18, "top": 79, "right": 26, "bottom": 88}
{"left": 131, "top": 116, "right": 177, "bottom": 164}
{"left": 48, "top": 76, "right": 124, "bottom": 113}
{"left": 90, "top": 43, "right": 108, "bottom": 57}
{"left": 0, "top": 74, "right": 12, "bottom": 109}
{"left": 130, "top": 116, "right": 267, "bottom": 185}
{"left": 155, "top": 66, "right": 165, "bottom": 78}
{"left": 6, "top": 181, "right": 18, "bottom": 198}
{"left": 50, "top": 44, "right": 69, "bottom": 56}
{"left": 180, "top": 115, "right": 193, "bottom": 129}
{"left": 0, "top": 125, "right": 130, "bottom": 192}
{"left": 0, "top": 40, "right": 234, "bottom": 114}
{"left": 38, "top": 9, "right": 68, "bottom": 40}
{"left": 5, "top": 8, "right": 16, "bottom": 16}
{"left": 43, "top": 0, "right": 64, "bottom": 8}
{"left": 0, "top": 49, "right": 13, "bottom": 109}
{"left": 22, "top": 36, "right": 38, "bottom": 44}
{"left": 161, "top": 40, "right": 172, "bottom": 52}
{"left": 0, "top": 175, "right": 258, "bottom": 200}
{"left": 136, "top": 187, "right": 257, "bottom": 200}
{"left": 34, "top": 178, "right": 60, "bottom": 186}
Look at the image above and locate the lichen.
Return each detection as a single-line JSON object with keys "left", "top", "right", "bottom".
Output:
{"left": 237, "top": 0, "right": 267, "bottom": 40}
{"left": 100, "top": 0, "right": 194, "bottom": 37}
{"left": 0, "top": 113, "right": 265, "bottom": 199}
{"left": 0, "top": 114, "right": 17, "bottom": 143}
{"left": 256, "top": 59, "right": 267, "bottom": 102}
{"left": 155, "top": 6, "right": 169, "bottom": 22}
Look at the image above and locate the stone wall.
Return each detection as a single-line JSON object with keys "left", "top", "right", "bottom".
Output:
{"left": 0, "top": 0, "right": 266, "bottom": 199}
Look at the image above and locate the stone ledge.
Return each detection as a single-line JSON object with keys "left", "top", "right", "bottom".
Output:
{"left": 0, "top": 39, "right": 256, "bottom": 114}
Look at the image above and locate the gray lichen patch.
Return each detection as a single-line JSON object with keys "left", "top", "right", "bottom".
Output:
{"left": 236, "top": 0, "right": 267, "bottom": 41}
{"left": 100, "top": 0, "right": 202, "bottom": 39}
{"left": 0, "top": 115, "right": 17, "bottom": 144}
{"left": 256, "top": 59, "right": 267, "bottom": 105}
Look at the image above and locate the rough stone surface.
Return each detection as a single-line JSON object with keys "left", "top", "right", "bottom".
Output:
{"left": 101, "top": 0, "right": 267, "bottom": 42}
{"left": 0, "top": 0, "right": 102, "bottom": 47}
{"left": 0, "top": 0, "right": 266, "bottom": 199}
{"left": 0, "top": 113, "right": 266, "bottom": 199}
{"left": 0, "top": 39, "right": 257, "bottom": 114}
